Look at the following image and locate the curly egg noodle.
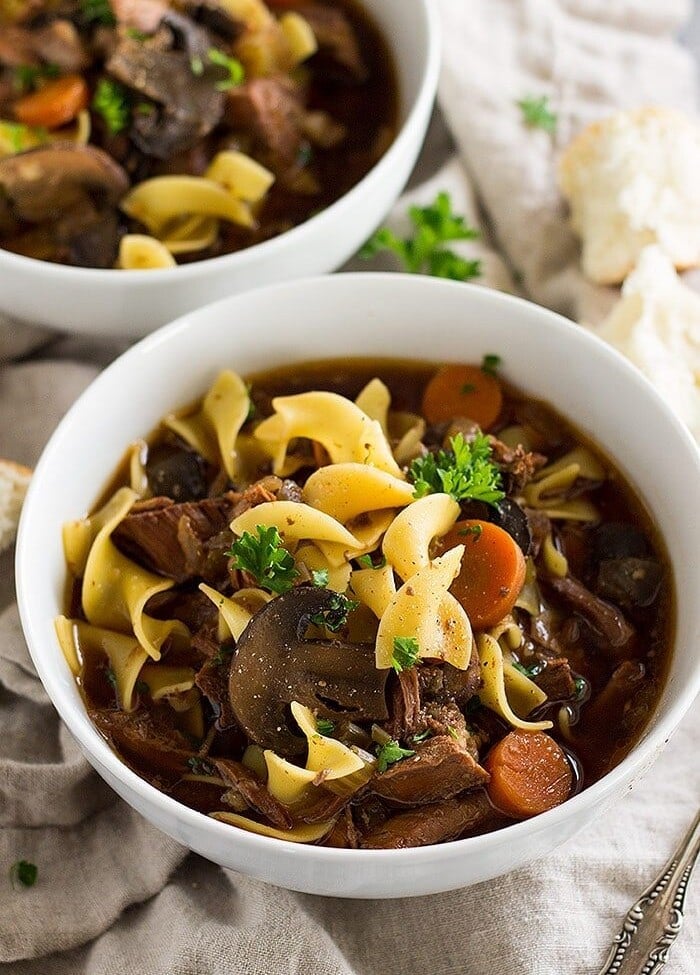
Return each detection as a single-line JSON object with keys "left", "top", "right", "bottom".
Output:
{"left": 55, "top": 370, "right": 564, "bottom": 839}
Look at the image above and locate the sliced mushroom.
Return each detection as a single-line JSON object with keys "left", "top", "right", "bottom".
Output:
{"left": 0, "top": 144, "right": 129, "bottom": 224}
{"left": 229, "top": 587, "right": 389, "bottom": 757}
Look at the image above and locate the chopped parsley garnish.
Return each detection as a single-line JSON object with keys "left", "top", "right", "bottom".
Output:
{"left": 186, "top": 756, "right": 215, "bottom": 776}
{"left": 13, "top": 63, "right": 60, "bottom": 93}
{"left": 411, "top": 729, "right": 432, "bottom": 744}
{"left": 104, "top": 667, "right": 117, "bottom": 689}
{"left": 446, "top": 725, "right": 460, "bottom": 741}
{"left": 227, "top": 525, "right": 298, "bottom": 595}
{"left": 92, "top": 79, "right": 131, "bottom": 136}
{"left": 458, "top": 523, "right": 483, "bottom": 541}
{"left": 517, "top": 95, "right": 557, "bottom": 134}
{"left": 356, "top": 553, "right": 387, "bottom": 569}
{"left": 127, "top": 27, "right": 150, "bottom": 41}
{"left": 391, "top": 636, "right": 420, "bottom": 673}
{"left": 481, "top": 353, "right": 502, "bottom": 376}
{"left": 409, "top": 432, "right": 504, "bottom": 505}
{"left": 296, "top": 143, "right": 314, "bottom": 167}
{"left": 460, "top": 382, "right": 476, "bottom": 394}
{"left": 316, "top": 717, "right": 335, "bottom": 736}
{"left": 309, "top": 592, "right": 359, "bottom": 633}
{"left": 207, "top": 48, "right": 245, "bottom": 90}
{"left": 311, "top": 568, "right": 330, "bottom": 588}
{"left": 80, "top": 0, "right": 116, "bottom": 26}
{"left": 1, "top": 121, "right": 47, "bottom": 154}
{"left": 10, "top": 860, "right": 38, "bottom": 888}
{"left": 190, "top": 56, "right": 205, "bottom": 77}
{"left": 513, "top": 660, "right": 545, "bottom": 679}
{"left": 359, "top": 191, "right": 482, "bottom": 282}
{"left": 574, "top": 676, "right": 587, "bottom": 699}
{"left": 212, "top": 644, "right": 235, "bottom": 667}
{"left": 375, "top": 739, "right": 415, "bottom": 773}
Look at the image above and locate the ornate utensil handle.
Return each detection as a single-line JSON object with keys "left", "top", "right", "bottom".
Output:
{"left": 597, "top": 809, "right": 700, "bottom": 975}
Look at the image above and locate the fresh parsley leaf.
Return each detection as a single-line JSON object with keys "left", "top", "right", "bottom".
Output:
{"left": 375, "top": 739, "right": 415, "bottom": 773}
{"left": 13, "top": 63, "right": 60, "bottom": 93}
{"left": 311, "top": 568, "right": 330, "bottom": 588}
{"left": 309, "top": 592, "right": 359, "bottom": 633}
{"left": 10, "top": 860, "right": 37, "bottom": 889}
{"left": 212, "top": 644, "right": 235, "bottom": 667}
{"left": 409, "top": 432, "right": 504, "bottom": 505}
{"left": 481, "top": 353, "right": 502, "bottom": 376}
{"left": 446, "top": 725, "right": 460, "bottom": 741}
{"left": 359, "top": 192, "right": 481, "bottom": 283}
{"left": 460, "top": 382, "right": 476, "bottom": 394}
{"left": 316, "top": 717, "right": 335, "bottom": 736}
{"left": 135, "top": 102, "right": 155, "bottom": 116}
{"left": 127, "top": 27, "right": 149, "bottom": 41}
{"left": 574, "top": 676, "right": 587, "bottom": 699}
{"left": 190, "top": 55, "right": 205, "bottom": 77}
{"left": 513, "top": 660, "right": 545, "bottom": 679}
{"left": 92, "top": 78, "right": 130, "bottom": 135}
{"left": 208, "top": 48, "right": 245, "bottom": 90}
{"left": 410, "top": 729, "right": 432, "bottom": 744}
{"left": 104, "top": 667, "right": 117, "bottom": 689}
{"left": 391, "top": 636, "right": 420, "bottom": 673}
{"left": 458, "top": 523, "right": 483, "bottom": 541}
{"left": 227, "top": 525, "right": 298, "bottom": 595}
{"left": 517, "top": 95, "right": 557, "bottom": 134}
{"left": 80, "top": 0, "right": 116, "bottom": 26}
{"left": 356, "top": 553, "right": 387, "bottom": 569}
{"left": 186, "top": 756, "right": 215, "bottom": 776}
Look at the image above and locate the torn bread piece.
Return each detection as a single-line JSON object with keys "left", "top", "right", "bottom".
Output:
{"left": 559, "top": 107, "right": 700, "bottom": 285}
{"left": 0, "top": 460, "right": 32, "bottom": 553}
{"left": 593, "top": 246, "right": 700, "bottom": 440}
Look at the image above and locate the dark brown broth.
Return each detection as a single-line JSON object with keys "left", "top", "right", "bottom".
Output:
{"left": 72, "top": 356, "right": 675, "bottom": 828}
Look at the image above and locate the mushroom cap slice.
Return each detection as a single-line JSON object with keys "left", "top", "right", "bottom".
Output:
{"left": 229, "top": 587, "right": 389, "bottom": 757}
{"left": 0, "top": 144, "right": 129, "bottom": 223}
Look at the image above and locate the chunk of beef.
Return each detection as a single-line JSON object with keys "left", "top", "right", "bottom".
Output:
{"left": 214, "top": 758, "right": 292, "bottom": 829}
{"left": 413, "top": 702, "right": 480, "bottom": 760}
{"left": 230, "top": 476, "right": 280, "bottom": 516}
{"left": 547, "top": 575, "right": 635, "bottom": 650}
{"left": 146, "top": 587, "right": 218, "bottom": 631}
{"left": 224, "top": 77, "right": 303, "bottom": 172}
{"left": 112, "top": 492, "right": 237, "bottom": 583}
{"left": 489, "top": 436, "right": 547, "bottom": 493}
{"left": 90, "top": 706, "right": 194, "bottom": 784}
{"left": 525, "top": 508, "right": 552, "bottom": 559}
{"left": 323, "top": 807, "right": 360, "bottom": 848}
{"left": 416, "top": 652, "right": 482, "bottom": 708}
{"left": 32, "top": 19, "right": 91, "bottom": 71}
{"left": 372, "top": 735, "right": 489, "bottom": 806}
{"left": 295, "top": 789, "right": 349, "bottom": 824}
{"left": 384, "top": 668, "right": 420, "bottom": 739}
{"left": 360, "top": 791, "right": 494, "bottom": 849}
{"left": 195, "top": 652, "right": 238, "bottom": 729}
{"left": 533, "top": 658, "right": 576, "bottom": 702}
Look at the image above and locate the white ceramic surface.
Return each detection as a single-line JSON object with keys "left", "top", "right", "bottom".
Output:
{"left": 16, "top": 275, "right": 700, "bottom": 898}
{"left": 0, "top": 0, "right": 439, "bottom": 339}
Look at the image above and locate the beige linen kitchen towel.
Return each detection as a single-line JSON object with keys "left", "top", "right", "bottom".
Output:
{"left": 1, "top": 2, "right": 699, "bottom": 973}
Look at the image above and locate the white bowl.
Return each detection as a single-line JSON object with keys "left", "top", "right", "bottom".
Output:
{"left": 0, "top": 0, "right": 439, "bottom": 340}
{"left": 16, "top": 275, "right": 700, "bottom": 898}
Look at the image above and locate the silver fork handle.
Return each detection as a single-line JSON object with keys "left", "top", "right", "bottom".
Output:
{"left": 597, "top": 809, "right": 700, "bottom": 975}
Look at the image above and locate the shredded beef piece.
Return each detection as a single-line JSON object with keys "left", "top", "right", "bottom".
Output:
{"left": 534, "top": 658, "right": 576, "bottom": 702}
{"left": 489, "top": 437, "right": 547, "bottom": 492}
{"left": 214, "top": 758, "right": 292, "bottom": 829}
{"left": 113, "top": 492, "right": 237, "bottom": 583}
{"left": 416, "top": 652, "right": 482, "bottom": 708}
{"left": 146, "top": 587, "right": 217, "bottom": 631}
{"left": 384, "top": 668, "right": 421, "bottom": 739}
{"left": 372, "top": 735, "right": 489, "bottom": 806}
{"left": 295, "top": 2, "right": 368, "bottom": 82}
{"left": 230, "top": 476, "right": 281, "bottom": 517}
{"left": 323, "top": 807, "right": 360, "bottom": 848}
{"left": 547, "top": 575, "right": 635, "bottom": 650}
{"left": 195, "top": 654, "right": 237, "bottom": 730}
{"left": 296, "top": 789, "right": 349, "bottom": 824}
{"left": 359, "top": 791, "right": 493, "bottom": 850}
{"left": 525, "top": 508, "right": 552, "bottom": 559}
{"left": 90, "top": 706, "right": 193, "bottom": 785}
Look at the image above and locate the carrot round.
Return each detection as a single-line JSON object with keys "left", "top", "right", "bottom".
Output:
{"left": 484, "top": 730, "right": 573, "bottom": 819}
{"left": 422, "top": 364, "right": 503, "bottom": 430}
{"left": 15, "top": 75, "right": 89, "bottom": 130}
{"left": 439, "top": 519, "right": 526, "bottom": 629}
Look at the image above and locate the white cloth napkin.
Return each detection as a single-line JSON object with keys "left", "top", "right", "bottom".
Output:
{"left": 1, "top": 2, "right": 699, "bottom": 972}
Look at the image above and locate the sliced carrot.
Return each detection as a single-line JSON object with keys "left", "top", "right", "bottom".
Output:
{"left": 15, "top": 75, "right": 89, "bottom": 130}
{"left": 422, "top": 364, "right": 503, "bottom": 430}
{"left": 484, "top": 730, "right": 573, "bottom": 819}
{"left": 438, "top": 519, "right": 526, "bottom": 629}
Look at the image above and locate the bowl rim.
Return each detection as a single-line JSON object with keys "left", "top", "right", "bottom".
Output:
{"left": 0, "top": 0, "right": 440, "bottom": 287}
{"left": 16, "top": 273, "right": 700, "bottom": 867}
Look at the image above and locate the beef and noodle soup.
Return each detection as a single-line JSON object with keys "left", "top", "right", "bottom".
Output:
{"left": 58, "top": 358, "right": 673, "bottom": 849}
{"left": 0, "top": 0, "right": 396, "bottom": 269}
